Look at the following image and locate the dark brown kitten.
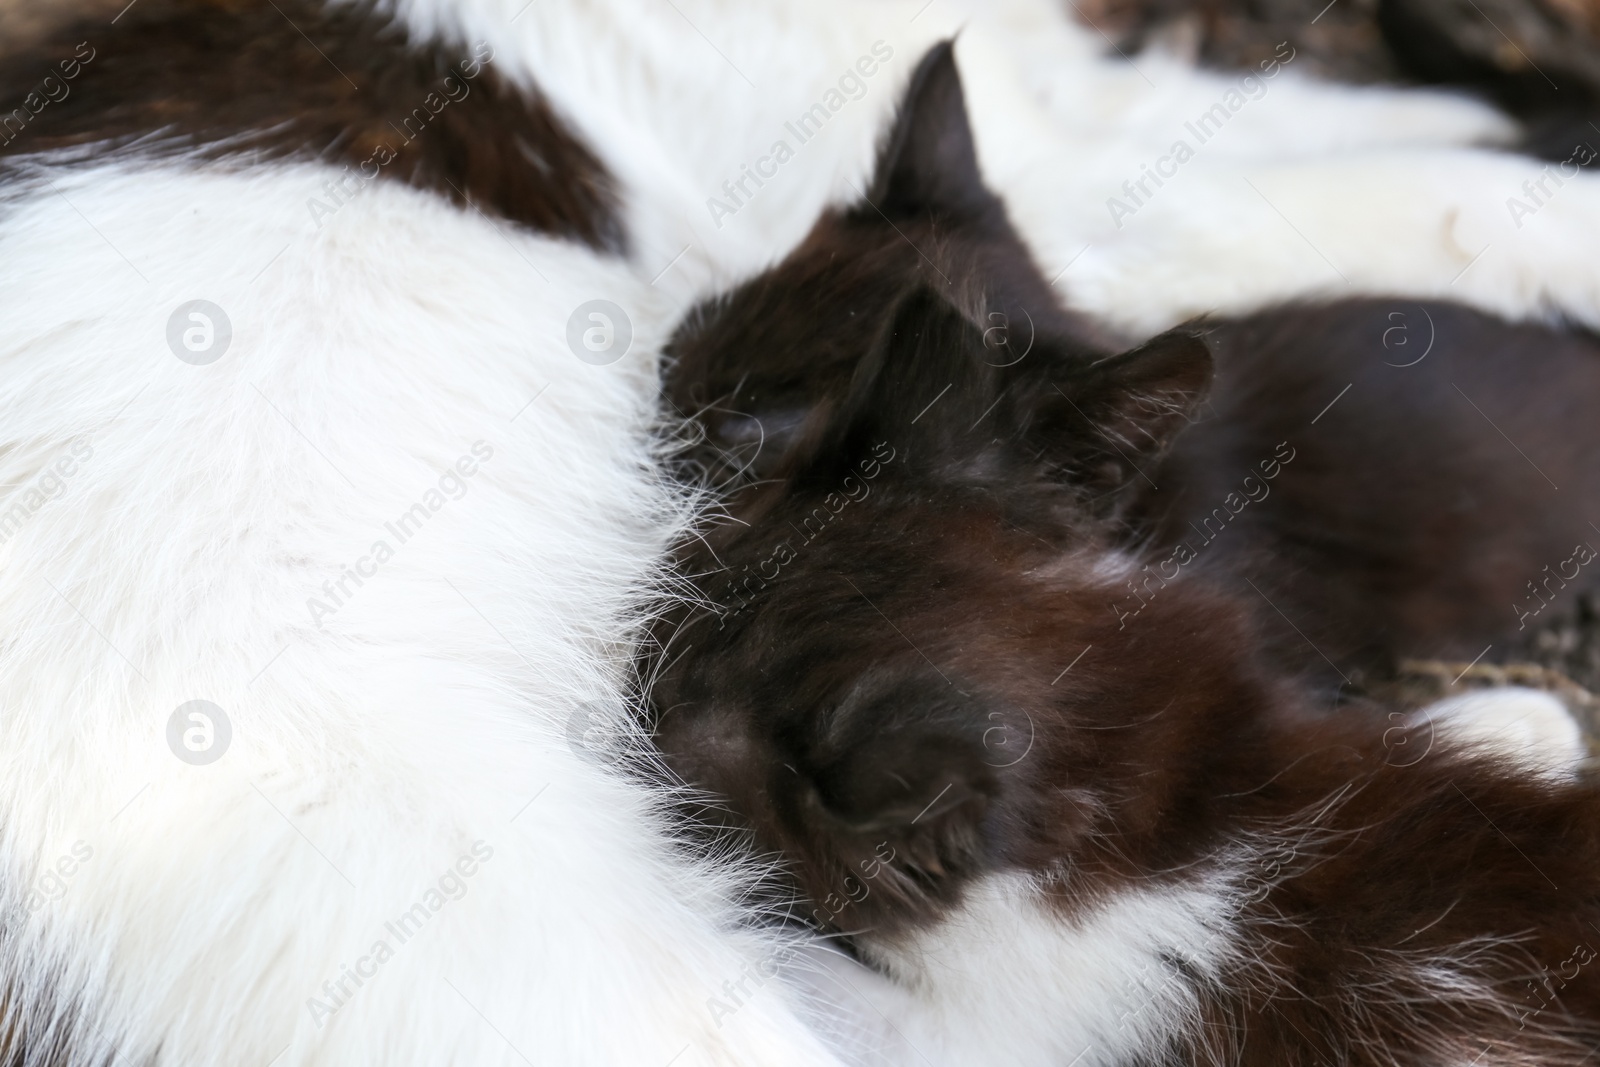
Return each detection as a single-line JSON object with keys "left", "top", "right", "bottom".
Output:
{"left": 651, "top": 41, "right": 1600, "bottom": 1065}
{"left": 1138, "top": 299, "right": 1600, "bottom": 695}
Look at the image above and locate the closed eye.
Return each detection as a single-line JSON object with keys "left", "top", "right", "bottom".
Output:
{"left": 710, "top": 407, "right": 813, "bottom": 478}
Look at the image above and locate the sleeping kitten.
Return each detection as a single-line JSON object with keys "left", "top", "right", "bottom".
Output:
{"left": 1136, "top": 298, "right": 1600, "bottom": 692}
{"left": 5, "top": 0, "right": 1600, "bottom": 1061}
{"left": 662, "top": 33, "right": 1600, "bottom": 695}
{"left": 652, "top": 42, "right": 1600, "bottom": 1066}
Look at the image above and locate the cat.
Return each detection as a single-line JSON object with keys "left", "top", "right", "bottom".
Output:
{"left": 0, "top": 2, "right": 850, "bottom": 1065}
{"left": 652, "top": 40, "right": 1600, "bottom": 1066}
{"left": 1059, "top": 0, "right": 1600, "bottom": 163}
{"left": 5, "top": 0, "right": 1600, "bottom": 1061}
{"left": 1135, "top": 298, "right": 1600, "bottom": 693}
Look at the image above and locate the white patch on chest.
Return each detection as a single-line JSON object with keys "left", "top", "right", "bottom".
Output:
{"left": 838, "top": 873, "right": 1238, "bottom": 1066}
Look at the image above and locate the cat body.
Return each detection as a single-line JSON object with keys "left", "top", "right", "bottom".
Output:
{"left": 1142, "top": 299, "right": 1600, "bottom": 688}
{"left": 5, "top": 0, "right": 1600, "bottom": 1061}
{"left": 0, "top": 4, "right": 849, "bottom": 1064}
{"left": 655, "top": 41, "right": 1600, "bottom": 1067}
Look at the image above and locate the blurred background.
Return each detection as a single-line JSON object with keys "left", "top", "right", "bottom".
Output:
{"left": 1073, "top": 0, "right": 1600, "bottom": 152}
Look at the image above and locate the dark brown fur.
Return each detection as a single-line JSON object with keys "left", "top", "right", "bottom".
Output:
{"left": 0, "top": 0, "right": 623, "bottom": 250}
{"left": 1139, "top": 299, "right": 1600, "bottom": 693}
{"left": 652, "top": 42, "right": 1600, "bottom": 1064}
{"left": 1072, "top": 0, "right": 1600, "bottom": 159}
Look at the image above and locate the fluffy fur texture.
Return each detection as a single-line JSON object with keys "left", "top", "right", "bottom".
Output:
{"left": 652, "top": 43, "right": 1600, "bottom": 1066}
{"left": 1072, "top": 0, "right": 1600, "bottom": 150}
{"left": 5, "top": 0, "right": 1600, "bottom": 1063}
{"left": 0, "top": 0, "right": 624, "bottom": 249}
{"left": 372, "top": 0, "right": 1600, "bottom": 333}
{"left": 1136, "top": 296, "right": 1600, "bottom": 691}
{"left": 0, "top": 162, "right": 853, "bottom": 1064}
{"left": 1414, "top": 687, "right": 1588, "bottom": 775}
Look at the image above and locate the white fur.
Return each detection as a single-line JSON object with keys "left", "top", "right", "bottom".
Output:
{"left": 797, "top": 873, "right": 1238, "bottom": 1067}
{"left": 1416, "top": 687, "right": 1588, "bottom": 777}
{"left": 0, "top": 161, "right": 845, "bottom": 1065}
{"left": 384, "top": 0, "right": 1600, "bottom": 337}
{"left": 9, "top": 0, "right": 1600, "bottom": 1063}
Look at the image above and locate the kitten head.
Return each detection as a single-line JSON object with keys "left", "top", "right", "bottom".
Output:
{"left": 652, "top": 42, "right": 1234, "bottom": 935}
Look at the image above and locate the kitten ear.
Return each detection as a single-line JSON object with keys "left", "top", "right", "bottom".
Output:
{"left": 821, "top": 296, "right": 1209, "bottom": 499}
{"left": 680, "top": 285, "right": 991, "bottom": 486}
{"left": 821, "top": 284, "right": 998, "bottom": 469}
{"left": 1030, "top": 327, "right": 1213, "bottom": 501}
{"left": 865, "top": 40, "right": 999, "bottom": 221}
